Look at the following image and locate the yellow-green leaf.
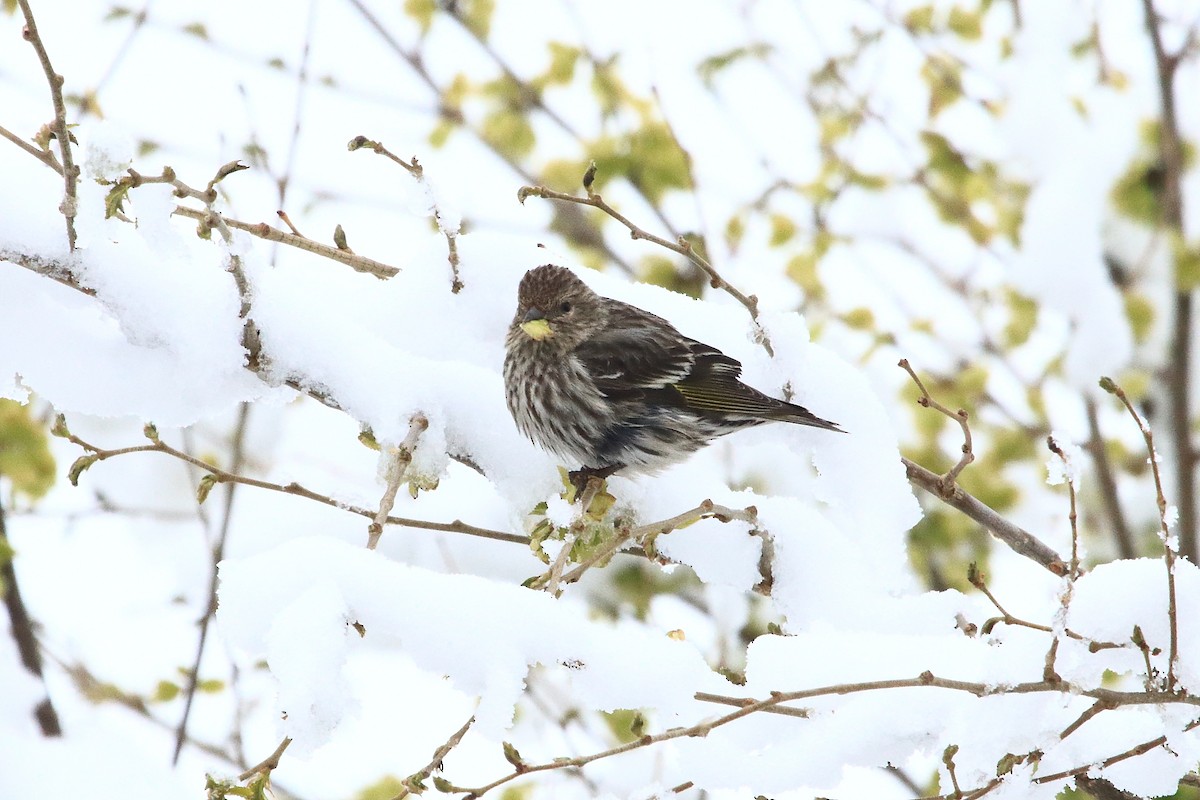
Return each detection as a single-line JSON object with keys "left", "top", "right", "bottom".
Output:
{"left": 768, "top": 213, "right": 797, "bottom": 247}
{"left": 152, "top": 680, "right": 181, "bottom": 702}
{"left": 903, "top": 5, "right": 935, "bottom": 34}
{"left": 601, "top": 709, "right": 647, "bottom": 744}
{"left": 1002, "top": 290, "right": 1038, "bottom": 347}
{"left": 404, "top": 0, "right": 437, "bottom": 32}
{"left": 480, "top": 109, "right": 536, "bottom": 161}
{"left": 1124, "top": 292, "right": 1155, "bottom": 343}
{"left": 1174, "top": 238, "right": 1200, "bottom": 290}
{"left": 0, "top": 400, "right": 56, "bottom": 500}
{"left": 947, "top": 6, "right": 983, "bottom": 39}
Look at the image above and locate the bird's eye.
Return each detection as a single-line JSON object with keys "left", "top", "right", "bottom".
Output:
{"left": 559, "top": 301, "right": 572, "bottom": 313}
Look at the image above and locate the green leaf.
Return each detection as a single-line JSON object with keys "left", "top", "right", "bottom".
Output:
{"left": 768, "top": 213, "right": 797, "bottom": 247}
{"left": 697, "top": 43, "right": 773, "bottom": 87}
{"left": 480, "top": 109, "right": 536, "bottom": 161}
{"left": 501, "top": 741, "right": 525, "bottom": 768}
{"left": 105, "top": 183, "right": 131, "bottom": 219}
{"left": 181, "top": 21, "right": 209, "bottom": 39}
{"left": 921, "top": 53, "right": 964, "bottom": 117}
{"left": 428, "top": 118, "right": 456, "bottom": 149}
{"left": 601, "top": 709, "right": 647, "bottom": 744}
{"left": 947, "top": 6, "right": 983, "bottom": 39}
{"left": 543, "top": 42, "right": 581, "bottom": 86}
{"left": 1174, "top": 237, "right": 1200, "bottom": 290}
{"left": 1002, "top": 290, "right": 1038, "bottom": 347}
{"left": 68, "top": 454, "right": 98, "bottom": 487}
{"left": 842, "top": 307, "right": 875, "bottom": 330}
{"left": 351, "top": 776, "right": 406, "bottom": 800}
{"left": 903, "top": 5, "right": 936, "bottom": 34}
{"left": 152, "top": 680, "right": 181, "bottom": 702}
{"left": 459, "top": 0, "right": 494, "bottom": 39}
{"left": 404, "top": 0, "right": 437, "bottom": 32}
{"left": 725, "top": 214, "right": 745, "bottom": 252}
{"left": 0, "top": 400, "right": 56, "bottom": 500}
{"left": 1123, "top": 292, "right": 1156, "bottom": 343}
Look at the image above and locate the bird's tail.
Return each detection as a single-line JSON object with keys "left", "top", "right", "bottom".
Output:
{"left": 779, "top": 403, "right": 845, "bottom": 433}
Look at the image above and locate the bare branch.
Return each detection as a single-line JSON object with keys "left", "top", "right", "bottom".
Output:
{"left": 172, "top": 404, "right": 251, "bottom": 763}
{"left": 236, "top": 736, "right": 292, "bottom": 782}
{"left": 1084, "top": 398, "right": 1135, "bottom": 558}
{"left": 898, "top": 359, "right": 975, "bottom": 489}
{"left": 904, "top": 458, "right": 1067, "bottom": 574}
{"left": 391, "top": 715, "right": 475, "bottom": 800}
{"left": 0, "top": 122, "right": 63, "bottom": 174}
{"left": 519, "top": 171, "right": 776, "bottom": 356}
{"left": 173, "top": 205, "right": 400, "bottom": 278}
{"left": 0, "top": 502, "right": 62, "bottom": 736}
{"left": 1100, "top": 376, "right": 1180, "bottom": 692}
{"left": 367, "top": 414, "right": 429, "bottom": 549}
{"left": 348, "top": 136, "right": 462, "bottom": 292}
{"left": 16, "top": 0, "right": 79, "bottom": 250}
{"left": 1141, "top": 0, "right": 1197, "bottom": 563}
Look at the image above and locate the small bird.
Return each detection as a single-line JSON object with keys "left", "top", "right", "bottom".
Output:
{"left": 503, "top": 265, "right": 843, "bottom": 484}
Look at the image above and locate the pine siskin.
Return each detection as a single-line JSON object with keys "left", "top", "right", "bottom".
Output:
{"left": 503, "top": 265, "right": 843, "bottom": 482}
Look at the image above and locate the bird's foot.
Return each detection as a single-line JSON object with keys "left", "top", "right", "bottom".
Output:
{"left": 565, "top": 465, "right": 620, "bottom": 519}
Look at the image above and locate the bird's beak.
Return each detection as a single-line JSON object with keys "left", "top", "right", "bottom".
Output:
{"left": 519, "top": 307, "right": 553, "bottom": 340}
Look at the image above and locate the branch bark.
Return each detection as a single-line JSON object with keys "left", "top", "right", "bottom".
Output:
{"left": 1142, "top": 0, "right": 1197, "bottom": 563}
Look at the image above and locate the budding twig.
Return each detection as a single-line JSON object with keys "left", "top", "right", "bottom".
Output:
{"left": 1100, "top": 376, "right": 1180, "bottom": 692}
{"left": 367, "top": 414, "right": 430, "bottom": 549}
{"left": 348, "top": 135, "right": 463, "bottom": 293}
{"left": 898, "top": 358, "right": 974, "bottom": 490}
{"left": 16, "top": 0, "right": 78, "bottom": 251}
{"left": 519, "top": 164, "right": 775, "bottom": 357}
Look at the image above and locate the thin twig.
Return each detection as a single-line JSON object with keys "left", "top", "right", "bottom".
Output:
{"left": 0, "top": 501, "right": 62, "bottom": 736}
{"left": 0, "top": 122, "right": 63, "bottom": 173}
{"left": 391, "top": 715, "right": 476, "bottom": 800}
{"left": 1142, "top": 0, "right": 1196, "bottom": 564}
{"left": 1044, "top": 435, "right": 1082, "bottom": 681}
{"left": 172, "top": 404, "right": 252, "bottom": 763}
{"left": 174, "top": 205, "right": 399, "bottom": 278}
{"left": 451, "top": 671, "right": 1200, "bottom": 800}
{"left": 348, "top": 136, "right": 462, "bottom": 292}
{"left": 367, "top": 414, "right": 429, "bottom": 549}
{"left": 904, "top": 458, "right": 1067, "bottom": 574}
{"left": 52, "top": 415, "right": 525, "bottom": 546}
{"left": 556, "top": 501, "right": 757, "bottom": 587}
{"left": 1084, "top": 398, "right": 1135, "bottom": 558}
{"left": 898, "top": 359, "right": 975, "bottom": 489}
{"left": 519, "top": 170, "right": 775, "bottom": 356}
{"left": 16, "top": 0, "right": 78, "bottom": 250}
{"left": 1100, "top": 376, "right": 1180, "bottom": 692}
{"left": 236, "top": 735, "right": 292, "bottom": 781}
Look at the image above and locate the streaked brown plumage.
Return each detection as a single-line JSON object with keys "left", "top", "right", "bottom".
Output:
{"left": 503, "top": 265, "right": 842, "bottom": 477}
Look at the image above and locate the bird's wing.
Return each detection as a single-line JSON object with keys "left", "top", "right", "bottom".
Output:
{"left": 574, "top": 302, "right": 744, "bottom": 399}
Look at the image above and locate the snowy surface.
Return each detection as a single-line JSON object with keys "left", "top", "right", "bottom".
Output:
{"left": 2, "top": 1, "right": 1199, "bottom": 799}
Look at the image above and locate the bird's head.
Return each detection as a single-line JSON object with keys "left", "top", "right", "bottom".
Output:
{"left": 509, "top": 265, "right": 605, "bottom": 349}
